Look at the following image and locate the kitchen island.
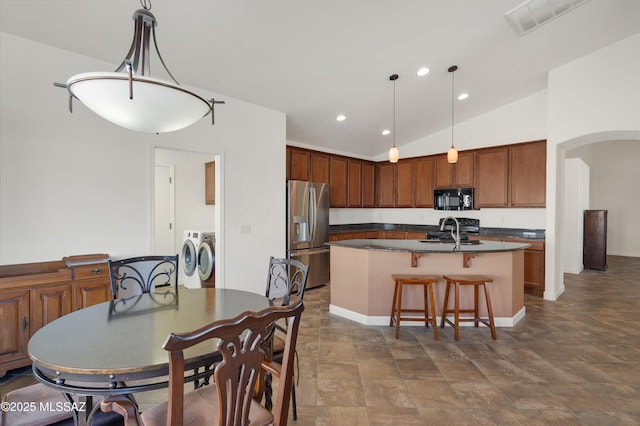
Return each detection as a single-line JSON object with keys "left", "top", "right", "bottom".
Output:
{"left": 328, "top": 239, "right": 531, "bottom": 327}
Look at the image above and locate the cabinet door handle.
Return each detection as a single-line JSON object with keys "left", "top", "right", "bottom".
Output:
{"left": 90, "top": 268, "right": 104, "bottom": 275}
{"left": 22, "top": 316, "right": 28, "bottom": 332}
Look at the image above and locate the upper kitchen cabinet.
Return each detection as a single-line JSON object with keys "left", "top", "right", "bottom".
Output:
{"left": 435, "top": 151, "right": 474, "bottom": 189}
{"left": 362, "top": 162, "right": 376, "bottom": 207}
{"left": 289, "top": 147, "right": 310, "bottom": 181}
{"left": 347, "top": 159, "right": 362, "bottom": 207}
{"left": 396, "top": 159, "right": 414, "bottom": 207}
{"left": 205, "top": 161, "right": 215, "bottom": 205}
{"left": 475, "top": 147, "right": 509, "bottom": 207}
{"left": 510, "top": 140, "right": 546, "bottom": 207}
{"left": 310, "top": 152, "right": 330, "bottom": 183}
{"left": 414, "top": 156, "right": 435, "bottom": 208}
{"left": 330, "top": 156, "right": 348, "bottom": 207}
{"left": 376, "top": 162, "right": 395, "bottom": 207}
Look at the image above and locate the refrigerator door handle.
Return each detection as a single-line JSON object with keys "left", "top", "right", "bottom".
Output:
{"left": 308, "top": 186, "right": 317, "bottom": 242}
{"left": 290, "top": 247, "right": 330, "bottom": 257}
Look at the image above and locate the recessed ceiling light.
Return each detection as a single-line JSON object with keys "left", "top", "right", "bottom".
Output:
{"left": 382, "top": 129, "right": 391, "bottom": 135}
{"left": 458, "top": 93, "right": 469, "bottom": 100}
{"left": 417, "top": 67, "right": 430, "bottom": 77}
{"left": 336, "top": 114, "right": 346, "bottom": 121}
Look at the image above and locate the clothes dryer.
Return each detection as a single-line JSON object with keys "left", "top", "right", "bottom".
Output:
{"left": 197, "top": 232, "right": 216, "bottom": 287}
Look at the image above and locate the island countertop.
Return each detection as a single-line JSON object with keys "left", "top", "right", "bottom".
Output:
{"left": 327, "top": 239, "right": 531, "bottom": 254}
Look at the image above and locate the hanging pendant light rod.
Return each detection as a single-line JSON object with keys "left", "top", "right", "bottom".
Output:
{"left": 388, "top": 74, "right": 399, "bottom": 163}
{"left": 447, "top": 65, "right": 459, "bottom": 164}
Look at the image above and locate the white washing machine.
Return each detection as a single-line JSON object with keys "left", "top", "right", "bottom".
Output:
{"left": 197, "top": 232, "right": 216, "bottom": 287}
{"left": 181, "top": 230, "right": 206, "bottom": 288}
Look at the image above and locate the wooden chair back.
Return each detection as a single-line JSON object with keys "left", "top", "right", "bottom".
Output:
{"left": 265, "top": 257, "right": 309, "bottom": 306}
{"left": 163, "top": 301, "right": 305, "bottom": 426}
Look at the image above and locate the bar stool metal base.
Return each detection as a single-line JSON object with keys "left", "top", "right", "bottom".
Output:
{"left": 390, "top": 274, "right": 439, "bottom": 340}
{"left": 440, "top": 274, "right": 497, "bottom": 341}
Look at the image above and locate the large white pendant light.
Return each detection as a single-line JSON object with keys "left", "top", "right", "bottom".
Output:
{"left": 55, "top": 1, "right": 224, "bottom": 133}
{"left": 388, "top": 74, "right": 400, "bottom": 163}
{"left": 447, "top": 65, "right": 459, "bottom": 164}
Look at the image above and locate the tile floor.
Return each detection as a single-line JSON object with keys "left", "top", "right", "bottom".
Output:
{"left": 2, "top": 255, "right": 639, "bottom": 425}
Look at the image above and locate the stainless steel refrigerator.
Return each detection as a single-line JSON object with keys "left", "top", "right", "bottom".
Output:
{"left": 287, "top": 180, "right": 330, "bottom": 289}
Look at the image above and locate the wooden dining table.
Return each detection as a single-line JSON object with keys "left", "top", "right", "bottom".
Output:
{"left": 28, "top": 287, "right": 271, "bottom": 425}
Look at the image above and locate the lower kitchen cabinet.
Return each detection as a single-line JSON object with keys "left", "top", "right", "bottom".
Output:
{"left": 0, "top": 254, "right": 110, "bottom": 377}
{"left": 470, "top": 236, "right": 545, "bottom": 297}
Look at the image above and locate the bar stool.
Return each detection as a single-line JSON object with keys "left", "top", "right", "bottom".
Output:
{"left": 440, "top": 275, "right": 497, "bottom": 341}
{"left": 389, "top": 274, "right": 439, "bottom": 340}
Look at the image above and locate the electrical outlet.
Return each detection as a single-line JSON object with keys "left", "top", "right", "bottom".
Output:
{"left": 240, "top": 225, "right": 251, "bottom": 234}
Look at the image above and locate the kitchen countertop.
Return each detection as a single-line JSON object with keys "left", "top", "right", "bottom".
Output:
{"left": 327, "top": 238, "right": 531, "bottom": 254}
{"left": 329, "top": 223, "right": 545, "bottom": 240}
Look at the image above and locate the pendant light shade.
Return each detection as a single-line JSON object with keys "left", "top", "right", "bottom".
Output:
{"left": 447, "top": 65, "right": 459, "bottom": 164}
{"left": 56, "top": 2, "right": 223, "bottom": 133}
{"left": 388, "top": 74, "right": 399, "bottom": 163}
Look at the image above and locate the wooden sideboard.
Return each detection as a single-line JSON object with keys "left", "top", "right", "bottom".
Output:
{"left": 0, "top": 254, "right": 110, "bottom": 377}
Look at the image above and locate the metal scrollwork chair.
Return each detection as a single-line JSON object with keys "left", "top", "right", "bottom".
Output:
{"left": 263, "top": 257, "right": 309, "bottom": 420}
{"left": 100, "top": 301, "right": 305, "bottom": 426}
{"left": 108, "top": 255, "right": 178, "bottom": 299}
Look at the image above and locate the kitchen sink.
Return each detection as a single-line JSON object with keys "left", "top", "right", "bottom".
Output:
{"left": 419, "top": 239, "right": 481, "bottom": 245}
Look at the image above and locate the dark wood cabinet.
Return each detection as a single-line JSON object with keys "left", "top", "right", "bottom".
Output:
{"left": 0, "top": 254, "right": 110, "bottom": 377}
{"left": 310, "top": 152, "right": 330, "bottom": 183}
{"left": 362, "top": 162, "right": 376, "bottom": 207}
{"left": 414, "top": 156, "right": 435, "bottom": 208}
{"left": 584, "top": 210, "right": 607, "bottom": 270}
{"left": 205, "top": 161, "right": 215, "bottom": 205}
{"left": 376, "top": 162, "right": 396, "bottom": 207}
{"left": 435, "top": 151, "right": 474, "bottom": 188}
{"left": 0, "top": 289, "right": 30, "bottom": 372}
{"left": 475, "top": 147, "right": 509, "bottom": 207}
{"left": 330, "top": 156, "right": 348, "bottom": 207}
{"left": 510, "top": 141, "right": 546, "bottom": 207}
{"left": 347, "top": 160, "right": 362, "bottom": 207}
{"left": 396, "top": 159, "right": 414, "bottom": 207}
{"left": 289, "top": 148, "right": 310, "bottom": 181}
{"left": 31, "top": 283, "right": 72, "bottom": 333}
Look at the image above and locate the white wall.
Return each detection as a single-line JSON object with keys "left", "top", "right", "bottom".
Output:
{"left": 155, "top": 148, "right": 216, "bottom": 253}
{"left": 0, "top": 33, "right": 286, "bottom": 296}
{"left": 568, "top": 141, "right": 640, "bottom": 257}
{"left": 563, "top": 158, "right": 589, "bottom": 273}
{"left": 547, "top": 32, "right": 640, "bottom": 299}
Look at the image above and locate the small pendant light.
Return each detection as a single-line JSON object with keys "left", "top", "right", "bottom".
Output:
{"left": 388, "top": 74, "right": 399, "bottom": 163}
{"left": 447, "top": 65, "right": 459, "bottom": 164}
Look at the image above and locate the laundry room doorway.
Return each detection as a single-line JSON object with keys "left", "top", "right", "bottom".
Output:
{"left": 154, "top": 148, "right": 219, "bottom": 287}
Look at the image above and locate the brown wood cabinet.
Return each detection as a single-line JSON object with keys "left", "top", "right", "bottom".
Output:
{"left": 289, "top": 148, "right": 310, "bottom": 181}
{"left": 205, "top": 161, "right": 215, "bottom": 205}
{"left": 347, "top": 160, "right": 362, "bottom": 207}
{"left": 414, "top": 156, "right": 435, "bottom": 208}
{"left": 330, "top": 156, "right": 348, "bottom": 207}
{"left": 435, "top": 151, "right": 475, "bottom": 188}
{"left": 376, "top": 162, "right": 396, "bottom": 207}
{"left": 0, "top": 254, "right": 110, "bottom": 377}
{"left": 310, "top": 152, "right": 330, "bottom": 183}
{"left": 475, "top": 146, "right": 509, "bottom": 207}
{"left": 510, "top": 141, "right": 546, "bottom": 207}
{"left": 396, "top": 159, "right": 414, "bottom": 207}
{"left": 362, "top": 162, "right": 376, "bottom": 207}
{"left": 583, "top": 210, "right": 607, "bottom": 270}
{"left": 469, "top": 236, "right": 545, "bottom": 296}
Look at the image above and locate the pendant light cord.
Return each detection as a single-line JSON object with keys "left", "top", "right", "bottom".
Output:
{"left": 451, "top": 68, "right": 455, "bottom": 149}
{"left": 393, "top": 77, "right": 396, "bottom": 148}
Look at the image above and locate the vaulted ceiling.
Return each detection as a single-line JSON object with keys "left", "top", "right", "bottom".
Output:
{"left": 1, "top": 0, "right": 638, "bottom": 157}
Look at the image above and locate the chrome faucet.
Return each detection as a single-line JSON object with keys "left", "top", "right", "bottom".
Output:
{"left": 440, "top": 216, "right": 460, "bottom": 250}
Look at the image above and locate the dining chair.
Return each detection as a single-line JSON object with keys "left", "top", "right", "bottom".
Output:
{"left": 263, "top": 257, "right": 309, "bottom": 420}
{"left": 100, "top": 301, "right": 305, "bottom": 426}
{"left": 108, "top": 255, "right": 178, "bottom": 299}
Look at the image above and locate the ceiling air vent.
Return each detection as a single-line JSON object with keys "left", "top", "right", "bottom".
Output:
{"left": 505, "top": 0, "right": 591, "bottom": 36}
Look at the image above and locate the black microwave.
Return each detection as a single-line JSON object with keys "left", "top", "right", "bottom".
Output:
{"left": 434, "top": 188, "right": 474, "bottom": 210}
